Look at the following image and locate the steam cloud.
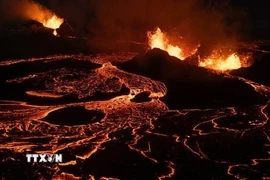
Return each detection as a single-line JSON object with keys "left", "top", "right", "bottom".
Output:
{"left": 0, "top": 0, "right": 246, "bottom": 47}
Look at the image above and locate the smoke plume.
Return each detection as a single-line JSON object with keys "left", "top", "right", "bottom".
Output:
{"left": 0, "top": 0, "right": 247, "bottom": 47}
{"left": 0, "top": 0, "right": 57, "bottom": 24}
{"left": 49, "top": 0, "right": 246, "bottom": 45}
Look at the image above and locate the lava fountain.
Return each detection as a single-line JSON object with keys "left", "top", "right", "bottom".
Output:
{"left": 147, "top": 28, "right": 251, "bottom": 71}
{"left": 147, "top": 28, "right": 185, "bottom": 60}
{"left": 41, "top": 14, "right": 64, "bottom": 36}
{"left": 15, "top": 0, "right": 64, "bottom": 36}
{"left": 147, "top": 28, "right": 199, "bottom": 60}
{"left": 199, "top": 50, "right": 246, "bottom": 71}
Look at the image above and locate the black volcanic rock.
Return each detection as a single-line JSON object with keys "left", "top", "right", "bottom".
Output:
{"left": 0, "top": 24, "right": 92, "bottom": 61}
{"left": 184, "top": 43, "right": 213, "bottom": 66}
{"left": 58, "top": 20, "right": 75, "bottom": 37}
{"left": 117, "top": 48, "right": 266, "bottom": 109}
{"left": 22, "top": 20, "right": 54, "bottom": 34}
{"left": 0, "top": 58, "right": 101, "bottom": 82}
{"left": 184, "top": 52, "right": 199, "bottom": 66}
{"left": 130, "top": 91, "right": 151, "bottom": 102}
{"left": 117, "top": 48, "right": 220, "bottom": 81}
{"left": 1, "top": 20, "right": 55, "bottom": 35}
{"left": 42, "top": 106, "right": 105, "bottom": 126}
{"left": 231, "top": 51, "right": 270, "bottom": 86}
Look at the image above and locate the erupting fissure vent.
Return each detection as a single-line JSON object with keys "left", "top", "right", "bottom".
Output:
{"left": 18, "top": 0, "right": 64, "bottom": 36}
{"left": 147, "top": 28, "right": 186, "bottom": 60}
{"left": 147, "top": 27, "right": 251, "bottom": 71}
{"left": 199, "top": 50, "right": 242, "bottom": 71}
{"left": 198, "top": 49, "right": 251, "bottom": 71}
{"left": 41, "top": 14, "right": 64, "bottom": 36}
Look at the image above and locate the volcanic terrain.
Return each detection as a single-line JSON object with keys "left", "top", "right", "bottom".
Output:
{"left": 1, "top": 20, "right": 270, "bottom": 180}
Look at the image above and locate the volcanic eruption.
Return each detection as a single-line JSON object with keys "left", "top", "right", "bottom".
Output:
{"left": 1, "top": 0, "right": 270, "bottom": 180}
{"left": 147, "top": 27, "right": 251, "bottom": 71}
{"left": 41, "top": 14, "right": 64, "bottom": 36}
{"left": 0, "top": 0, "right": 64, "bottom": 36}
{"left": 26, "top": 3, "right": 64, "bottom": 36}
{"left": 147, "top": 27, "right": 198, "bottom": 60}
{"left": 198, "top": 50, "right": 242, "bottom": 71}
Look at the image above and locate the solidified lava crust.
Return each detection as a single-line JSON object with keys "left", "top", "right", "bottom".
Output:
{"left": 42, "top": 106, "right": 105, "bottom": 126}
{"left": 0, "top": 50, "right": 270, "bottom": 180}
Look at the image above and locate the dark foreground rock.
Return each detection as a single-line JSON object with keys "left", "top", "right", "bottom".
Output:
{"left": 42, "top": 106, "right": 105, "bottom": 126}
{"left": 117, "top": 48, "right": 267, "bottom": 109}
{"left": 231, "top": 51, "right": 270, "bottom": 86}
{"left": 0, "top": 29, "right": 92, "bottom": 61}
{"left": 130, "top": 91, "right": 151, "bottom": 102}
{"left": 0, "top": 20, "right": 145, "bottom": 61}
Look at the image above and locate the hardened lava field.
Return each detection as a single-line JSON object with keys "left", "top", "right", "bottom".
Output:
{"left": 1, "top": 0, "right": 270, "bottom": 179}
{"left": 0, "top": 46, "right": 270, "bottom": 180}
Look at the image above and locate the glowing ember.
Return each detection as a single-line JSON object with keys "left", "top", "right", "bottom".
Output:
{"left": 53, "top": 30, "right": 57, "bottom": 36}
{"left": 147, "top": 28, "right": 185, "bottom": 60}
{"left": 42, "top": 15, "right": 64, "bottom": 36}
{"left": 199, "top": 50, "right": 242, "bottom": 71}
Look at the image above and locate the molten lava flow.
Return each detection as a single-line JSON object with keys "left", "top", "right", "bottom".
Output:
{"left": 147, "top": 28, "right": 185, "bottom": 60}
{"left": 199, "top": 50, "right": 243, "bottom": 71}
{"left": 42, "top": 14, "right": 64, "bottom": 36}
{"left": 1, "top": 54, "right": 270, "bottom": 179}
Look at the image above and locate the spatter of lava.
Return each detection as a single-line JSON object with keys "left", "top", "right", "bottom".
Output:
{"left": 147, "top": 28, "right": 197, "bottom": 60}
{"left": 41, "top": 14, "right": 64, "bottom": 36}
{"left": 147, "top": 27, "right": 251, "bottom": 71}
{"left": 198, "top": 49, "right": 252, "bottom": 71}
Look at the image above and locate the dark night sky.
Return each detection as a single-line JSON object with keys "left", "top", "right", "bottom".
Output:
{"left": 37, "top": 0, "right": 270, "bottom": 40}
{"left": 230, "top": 0, "right": 270, "bottom": 39}
{"left": 1, "top": 0, "right": 270, "bottom": 41}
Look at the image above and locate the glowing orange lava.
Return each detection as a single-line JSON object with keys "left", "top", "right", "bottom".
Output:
{"left": 147, "top": 28, "right": 252, "bottom": 71}
{"left": 147, "top": 28, "right": 185, "bottom": 60}
{"left": 41, "top": 15, "right": 64, "bottom": 36}
{"left": 199, "top": 50, "right": 243, "bottom": 71}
